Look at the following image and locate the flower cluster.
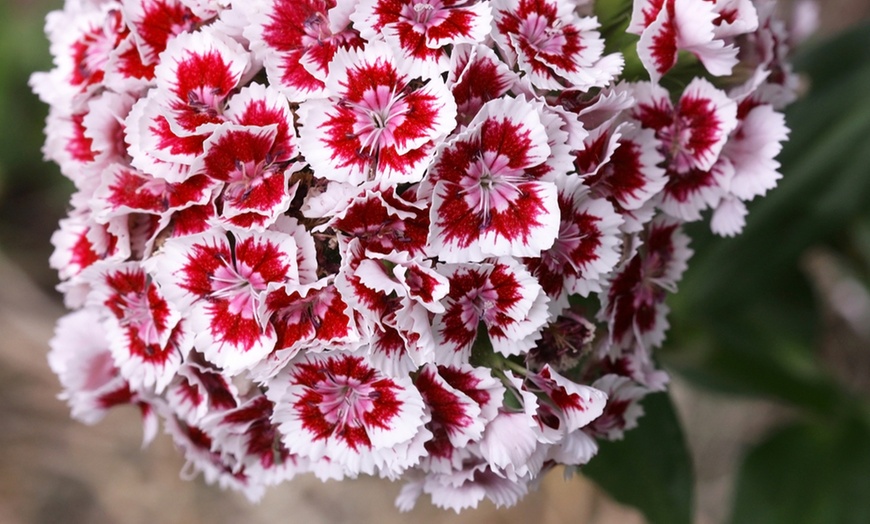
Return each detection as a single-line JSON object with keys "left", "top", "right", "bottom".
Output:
{"left": 35, "top": 0, "right": 798, "bottom": 511}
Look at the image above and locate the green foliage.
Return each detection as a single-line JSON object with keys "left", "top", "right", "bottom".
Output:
{"left": 730, "top": 418, "right": 870, "bottom": 524}
{"left": 0, "top": 2, "right": 55, "bottom": 182}
{"left": 583, "top": 392, "right": 694, "bottom": 524}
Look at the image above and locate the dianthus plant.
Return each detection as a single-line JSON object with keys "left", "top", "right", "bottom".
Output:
{"left": 35, "top": 0, "right": 799, "bottom": 511}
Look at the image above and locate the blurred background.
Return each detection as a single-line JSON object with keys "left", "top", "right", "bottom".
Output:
{"left": 2, "top": 1, "right": 870, "bottom": 523}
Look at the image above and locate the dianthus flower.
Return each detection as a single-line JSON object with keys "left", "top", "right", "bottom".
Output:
{"left": 34, "top": 0, "right": 801, "bottom": 511}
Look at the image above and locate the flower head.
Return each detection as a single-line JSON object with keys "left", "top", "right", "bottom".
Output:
{"left": 35, "top": 0, "right": 800, "bottom": 511}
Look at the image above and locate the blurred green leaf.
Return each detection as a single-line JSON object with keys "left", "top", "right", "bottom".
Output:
{"left": 729, "top": 418, "right": 870, "bottom": 524}
{"left": 584, "top": 392, "right": 694, "bottom": 524}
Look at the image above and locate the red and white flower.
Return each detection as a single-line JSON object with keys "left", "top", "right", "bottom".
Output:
{"left": 600, "top": 218, "right": 692, "bottom": 354}
{"left": 298, "top": 41, "right": 456, "bottom": 186}
{"left": 268, "top": 351, "right": 429, "bottom": 477}
{"left": 433, "top": 257, "right": 549, "bottom": 364}
{"left": 629, "top": 0, "right": 751, "bottom": 81}
{"left": 48, "top": 309, "right": 160, "bottom": 445}
{"left": 128, "top": 28, "right": 253, "bottom": 180}
{"left": 34, "top": 0, "right": 800, "bottom": 511}
{"left": 352, "top": 0, "right": 492, "bottom": 78}
{"left": 446, "top": 45, "right": 520, "bottom": 125}
{"left": 628, "top": 79, "right": 739, "bottom": 221}
{"left": 242, "top": 0, "right": 365, "bottom": 101}
{"left": 205, "top": 394, "right": 308, "bottom": 488}
{"left": 526, "top": 175, "right": 623, "bottom": 312}
{"left": 428, "top": 96, "right": 559, "bottom": 262}
{"left": 492, "top": 0, "right": 622, "bottom": 91}
{"left": 88, "top": 262, "right": 192, "bottom": 392}
{"left": 147, "top": 228, "right": 299, "bottom": 374}
{"left": 166, "top": 358, "right": 240, "bottom": 425}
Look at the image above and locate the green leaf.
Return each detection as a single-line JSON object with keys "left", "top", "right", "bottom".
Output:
{"left": 583, "top": 392, "right": 694, "bottom": 524}
{"left": 730, "top": 418, "right": 870, "bottom": 524}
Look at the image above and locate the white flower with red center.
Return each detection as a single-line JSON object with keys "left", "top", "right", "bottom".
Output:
{"left": 600, "top": 218, "right": 692, "bottom": 354}
{"left": 574, "top": 122, "right": 667, "bottom": 216}
{"left": 587, "top": 373, "right": 648, "bottom": 440}
{"left": 492, "top": 0, "right": 623, "bottom": 91}
{"left": 414, "top": 364, "right": 484, "bottom": 469}
{"left": 81, "top": 91, "right": 137, "bottom": 166}
{"left": 193, "top": 123, "right": 299, "bottom": 230}
{"left": 48, "top": 309, "right": 160, "bottom": 445}
{"left": 88, "top": 262, "right": 191, "bottom": 392}
{"left": 129, "top": 28, "right": 252, "bottom": 179}
{"left": 122, "top": 0, "right": 203, "bottom": 66}
{"left": 331, "top": 187, "right": 431, "bottom": 257}
{"left": 354, "top": 249, "right": 450, "bottom": 373}
{"left": 243, "top": 0, "right": 365, "bottom": 101}
{"left": 446, "top": 44, "right": 520, "bottom": 125}
{"left": 298, "top": 41, "right": 456, "bottom": 186}
{"left": 527, "top": 177, "right": 623, "bottom": 313}
{"left": 205, "top": 394, "right": 308, "bottom": 487}
{"left": 415, "top": 363, "right": 504, "bottom": 472}
{"left": 166, "top": 358, "right": 240, "bottom": 425}
{"left": 628, "top": 79, "right": 738, "bottom": 221}
{"left": 93, "top": 164, "right": 215, "bottom": 222}
{"left": 433, "top": 257, "right": 549, "bottom": 365}
{"left": 30, "top": 3, "right": 127, "bottom": 110}
{"left": 631, "top": 79, "right": 737, "bottom": 174}
{"left": 42, "top": 108, "right": 99, "bottom": 185}
{"left": 352, "top": 0, "right": 492, "bottom": 78}
{"left": 147, "top": 228, "right": 299, "bottom": 374}
{"left": 50, "top": 214, "right": 128, "bottom": 289}
{"left": 251, "top": 278, "right": 360, "bottom": 380}
{"left": 268, "top": 351, "right": 428, "bottom": 477}
{"left": 527, "top": 365, "right": 607, "bottom": 434}
{"left": 628, "top": 0, "right": 746, "bottom": 82}
{"left": 428, "top": 96, "right": 559, "bottom": 262}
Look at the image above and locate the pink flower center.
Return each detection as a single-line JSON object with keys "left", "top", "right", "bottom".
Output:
{"left": 457, "top": 282, "right": 500, "bottom": 327}
{"left": 186, "top": 86, "right": 223, "bottom": 117}
{"left": 302, "top": 12, "right": 332, "bottom": 45}
{"left": 460, "top": 151, "right": 525, "bottom": 224}
{"left": 402, "top": 0, "right": 448, "bottom": 30}
{"left": 210, "top": 262, "right": 267, "bottom": 317}
{"left": 316, "top": 374, "right": 379, "bottom": 430}
{"left": 224, "top": 158, "right": 271, "bottom": 201}
{"left": 348, "top": 85, "right": 411, "bottom": 153}
{"left": 520, "top": 15, "right": 566, "bottom": 54}
{"left": 119, "top": 291, "right": 163, "bottom": 346}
